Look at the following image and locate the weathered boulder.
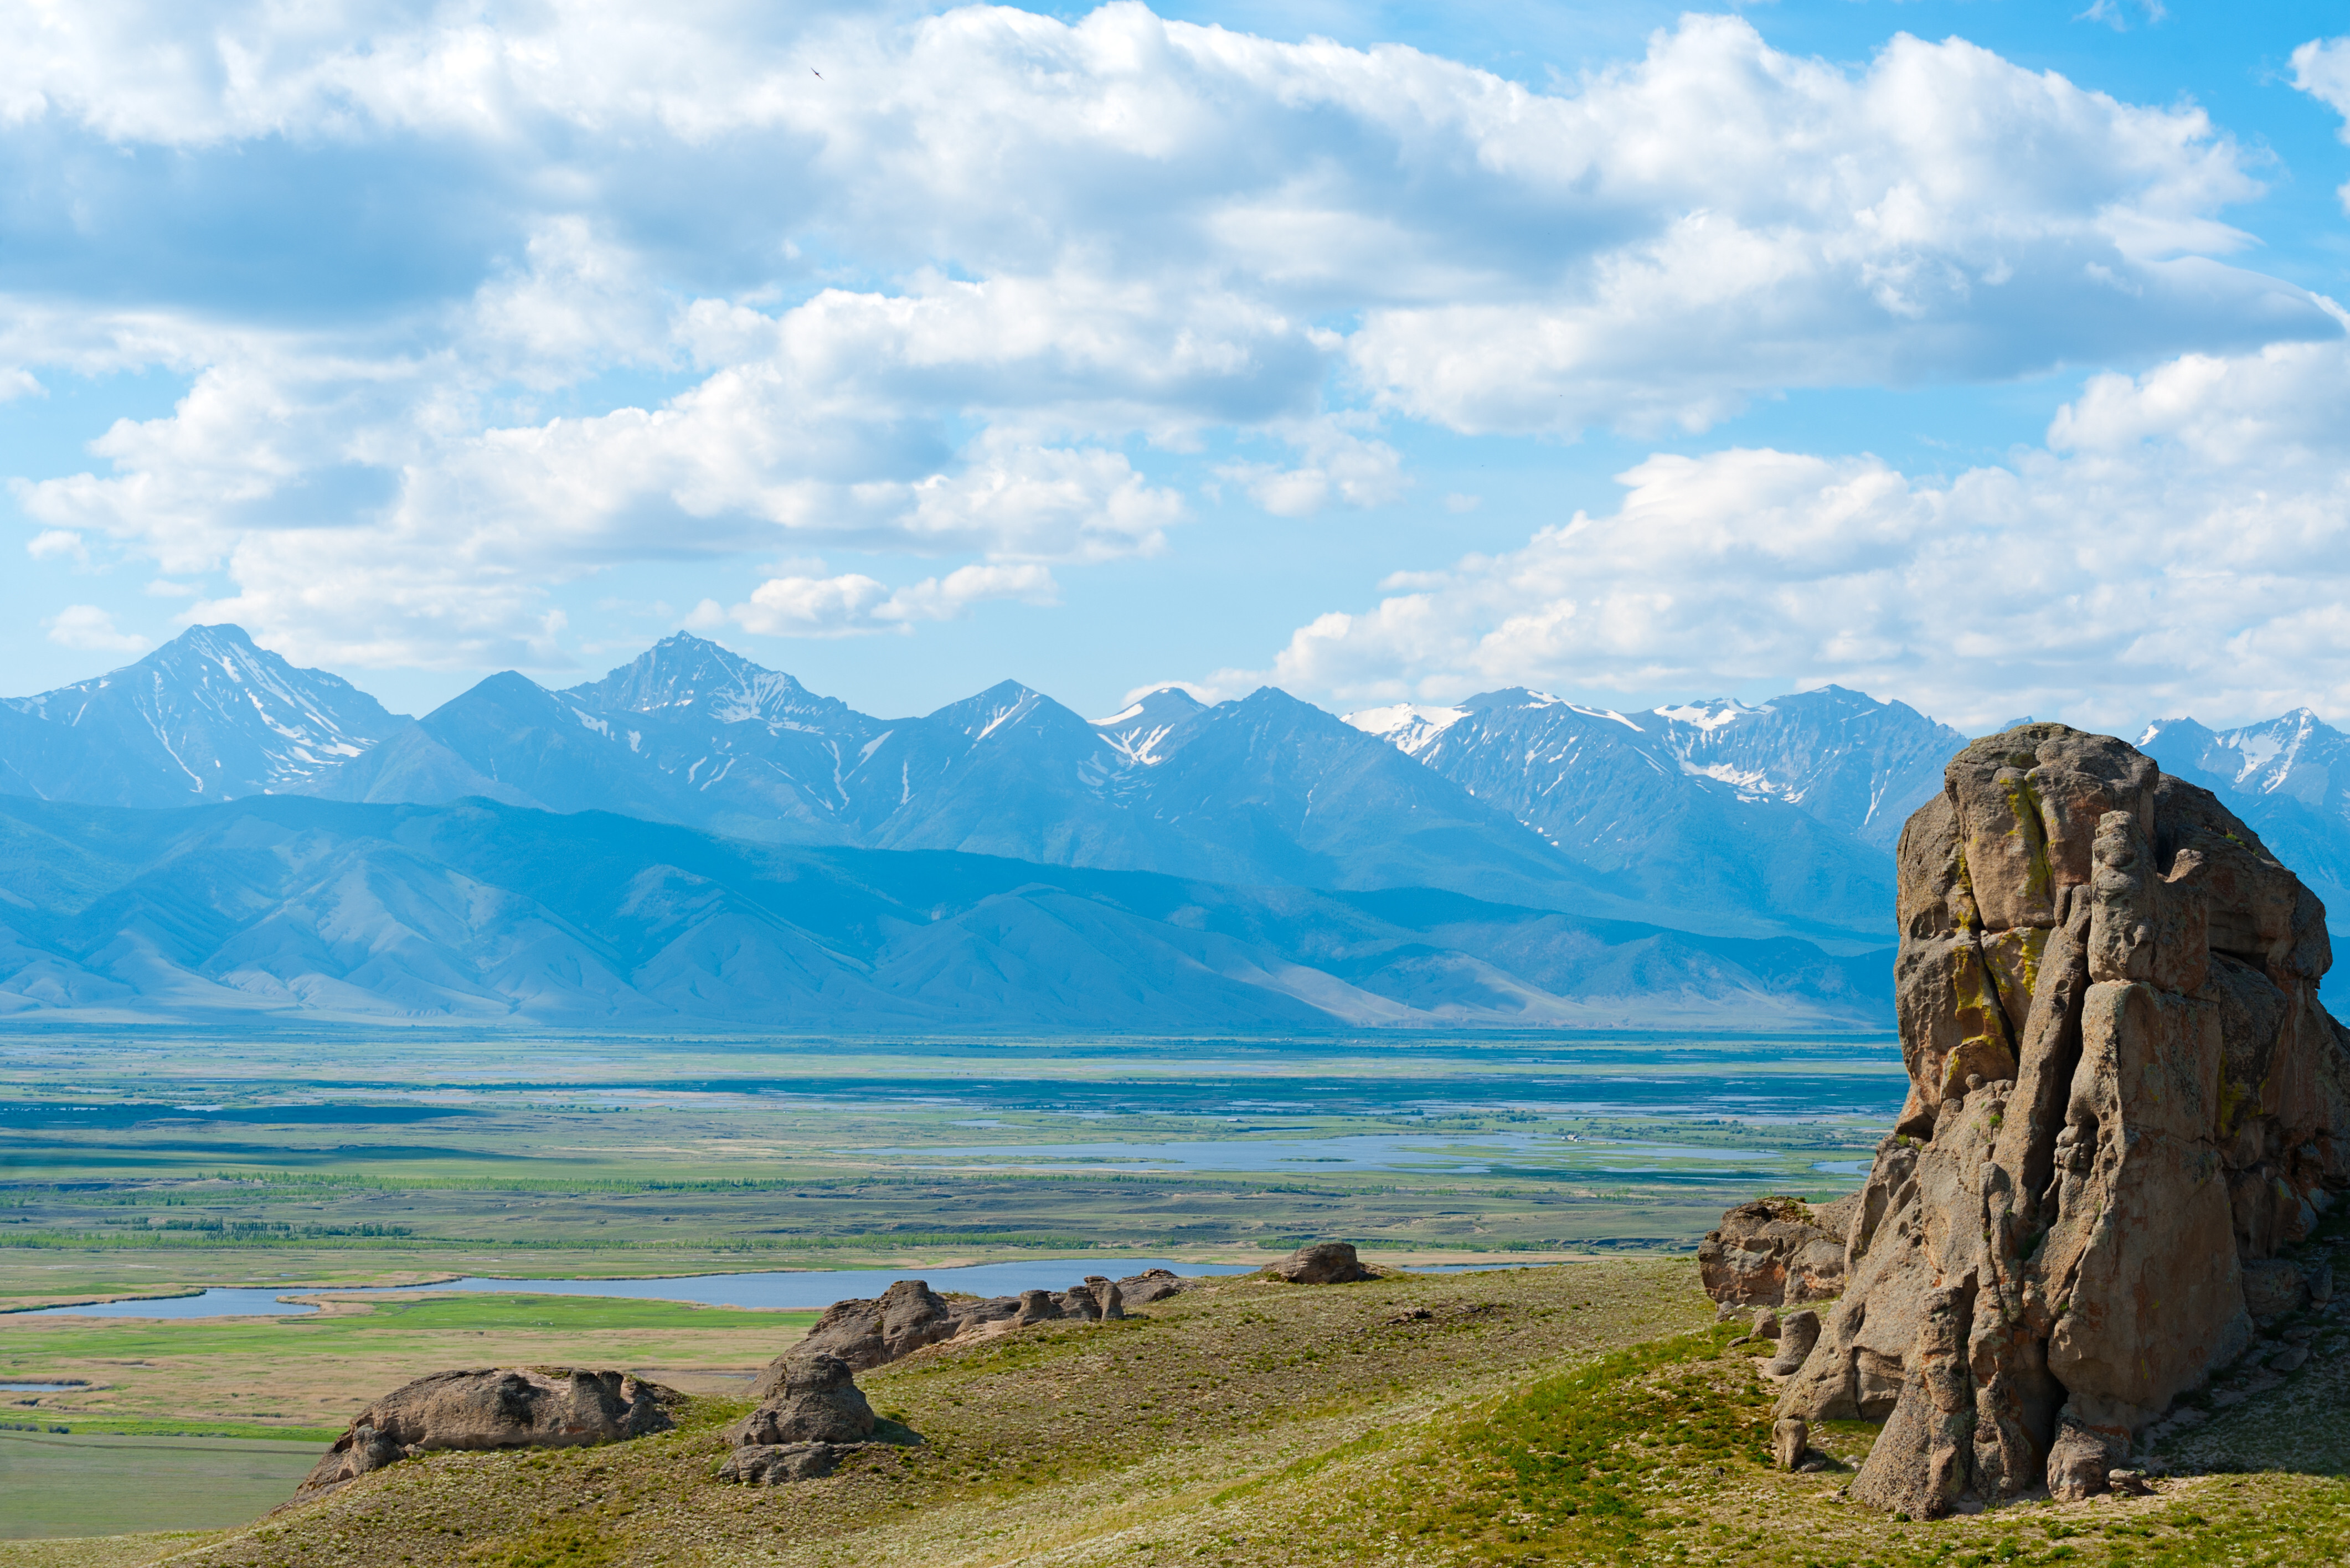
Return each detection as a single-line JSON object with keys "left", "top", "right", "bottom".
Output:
{"left": 1764, "top": 1309, "right": 1821, "bottom": 1377}
{"left": 2239, "top": 1258, "right": 2306, "bottom": 1320}
{"left": 719, "top": 1442, "right": 843, "bottom": 1484}
{"left": 1697, "top": 1194, "right": 1858, "bottom": 1307}
{"left": 1772, "top": 1417, "right": 1809, "bottom": 1471}
{"left": 1766, "top": 724, "right": 2350, "bottom": 1514}
{"left": 1270, "top": 1241, "right": 1370, "bottom": 1284}
{"left": 780, "top": 1279, "right": 959, "bottom": 1375}
{"left": 1115, "top": 1268, "right": 1188, "bottom": 1305}
{"left": 295, "top": 1368, "right": 677, "bottom": 1500}
{"left": 731, "top": 1354, "right": 876, "bottom": 1447}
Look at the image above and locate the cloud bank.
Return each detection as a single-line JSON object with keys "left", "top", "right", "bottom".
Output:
{"left": 1257, "top": 323, "right": 2350, "bottom": 730}
{"left": 0, "top": 3, "right": 2337, "bottom": 682}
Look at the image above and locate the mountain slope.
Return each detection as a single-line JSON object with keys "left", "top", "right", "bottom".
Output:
{"left": 2140, "top": 711, "right": 2350, "bottom": 922}
{"left": 1646, "top": 686, "right": 1965, "bottom": 848}
{"left": 0, "top": 796, "right": 1890, "bottom": 1030}
{"left": 1345, "top": 689, "right": 1907, "bottom": 944}
{"left": 0, "top": 625, "right": 403, "bottom": 806}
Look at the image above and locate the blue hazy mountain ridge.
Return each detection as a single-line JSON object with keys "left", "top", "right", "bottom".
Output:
{"left": 1340, "top": 688, "right": 1968, "bottom": 945}
{"left": 2138, "top": 710, "right": 2350, "bottom": 917}
{"left": 0, "top": 625, "right": 401, "bottom": 806}
{"left": 16, "top": 626, "right": 2350, "bottom": 956}
{"left": 302, "top": 636, "right": 1683, "bottom": 933}
{"left": 0, "top": 795, "right": 1889, "bottom": 1029}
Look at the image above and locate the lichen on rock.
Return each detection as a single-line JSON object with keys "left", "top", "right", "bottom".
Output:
{"left": 1759, "top": 724, "right": 2350, "bottom": 1514}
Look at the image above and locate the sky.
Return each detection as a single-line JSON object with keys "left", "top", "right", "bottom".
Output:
{"left": 3, "top": 0, "right": 2349, "bottom": 733}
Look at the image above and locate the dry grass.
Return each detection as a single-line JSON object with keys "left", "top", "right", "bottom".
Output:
{"left": 6, "top": 1262, "right": 2347, "bottom": 1568}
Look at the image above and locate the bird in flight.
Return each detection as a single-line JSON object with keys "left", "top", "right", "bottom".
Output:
{"left": 812, "top": 69, "right": 823, "bottom": 79}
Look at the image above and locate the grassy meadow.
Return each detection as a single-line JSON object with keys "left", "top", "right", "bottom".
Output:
{"left": 1, "top": 1260, "right": 2339, "bottom": 1568}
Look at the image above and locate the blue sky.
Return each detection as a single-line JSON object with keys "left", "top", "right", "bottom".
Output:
{"left": 3, "top": 0, "right": 2348, "bottom": 732}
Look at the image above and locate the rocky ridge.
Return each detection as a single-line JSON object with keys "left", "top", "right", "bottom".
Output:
{"left": 767, "top": 1270, "right": 1192, "bottom": 1384}
{"left": 1748, "top": 724, "right": 2350, "bottom": 1515}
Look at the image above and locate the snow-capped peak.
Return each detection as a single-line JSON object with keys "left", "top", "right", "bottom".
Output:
{"left": 1342, "top": 702, "right": 1470, "bottom": 757}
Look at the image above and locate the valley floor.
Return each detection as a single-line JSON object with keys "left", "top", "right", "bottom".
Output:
{"left": 7, "top": 1260, "right": 2346, "bottom": 1568}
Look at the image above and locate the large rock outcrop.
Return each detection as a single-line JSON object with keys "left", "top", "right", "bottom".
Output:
{"left": 1268, "top": 1241, "right": 1372, "bottom": 1283}
{"left": 720, "top": 1353, "right": 913, "bottom": 1487}
{"left": 731, "top": 1353, "right": 877, "bottom": 1446}
{"left": 295, "top": 1368, "right": 678, "bottom": 1500}
{"left": 783, "top": 1279, "right": 961, "bottom": 1374}
{"left": 1770, "top": 724, "right": 2350, "bottom": 1513}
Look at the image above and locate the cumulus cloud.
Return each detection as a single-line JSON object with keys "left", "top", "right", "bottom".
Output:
{"left": 1251, "top": 328, "right": 2350, "bottom": 731}
{"left": 728, "top": 561, "right": 1057, "bottom": 637}
{"left": 1218, "top": 419, "right": 1405, "bottom": 518}
{"left": 42, "top": 605, "right": 147, "bottom": 653}
{"left": 2296, "top": 35, "right": 2350, "bottom": 213}
{"left": 0, "top": 4, "right": 2333, "bottom": 667}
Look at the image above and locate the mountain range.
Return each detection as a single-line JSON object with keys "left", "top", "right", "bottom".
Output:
{"left": 0, "top": 795, "right": 1888, "bottom": 1030}
{"left": 4, "top": 625, "right": 2346, "bottom": 1027}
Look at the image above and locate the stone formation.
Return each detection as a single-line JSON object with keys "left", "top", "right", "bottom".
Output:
{"left": 1758, "top": 724, "right": 2349, "bottom": 1514}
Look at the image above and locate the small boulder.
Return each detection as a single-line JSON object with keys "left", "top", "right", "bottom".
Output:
{"left": 1058, "top": 1286, "right": 1103, "bottom": 1321}
{"left": 1765, "top": 1309, "right": 1822, "bottom": 1378}
{"left": 1752, "top": 1307, "right": 1782, "bottom": 1341}
{"left": 2241, "top": 1258, "right": 2307, "bottom": 1321}
{"left": 1772, "top": 1417, "right": 1809, "bottom": 1471}
{"left": 731, "top": 1354, "right": 876, "bottom": 1447}
{"left": 295, "top": 1368, "right": 677, "bottom": 1501}
{"left": 719, "top": 1442, "right": 842, "bottom": 1484}
{"left": 1269, "top": 1242, "right": 1369, "bottom": 1285}
{"left": 2046, "top": 1413, "right": 2128, "bottom": 1503}
{"left": 1095, "top": 1279, "right": 1126, "bottom": 1320}
{"left": 1015, "top": 1289, "right": 1061, "bottom": 1324}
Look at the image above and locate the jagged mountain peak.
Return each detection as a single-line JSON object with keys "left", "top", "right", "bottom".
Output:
{"left": 3, "top": 622, "right": 402, "bottom": 804}
{"left": 927, "top": 680, "right": 1078, "bottom": 744}
{"left": 2142, "top": 707, "right": 2350, "bottom": 809}
{"left": 560, "top": 632, "right": 850, "bottom": 731}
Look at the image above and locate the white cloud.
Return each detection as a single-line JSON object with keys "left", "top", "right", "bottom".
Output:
{"left": 143, "top": 578, "right": 199, "bottom": 596}
{"left": 1250, "top": 330, "right": 2350, "bottom": 731}
{"left": 42, "top": 605, "right": 148, "bottom": 653}
{"left": 0, "top": 5, "right": 2332, "bottom": 669}
{"left": 2294, "top": 37, "right": 2350, "bottom": 125}
{"left": 2295, "top": 36, "right": 2350, "bottom": 213}
{"left": 26, "top": 529, "right": 85, "bottom": 561}
{"left": 729, "top": 561, "right": 1057, "bottom": 637}
{"left": 1218, "top": 419, "right": 1405, "bottom": 518}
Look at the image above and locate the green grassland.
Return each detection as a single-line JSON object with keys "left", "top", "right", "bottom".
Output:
{"left": 0, "top": 1433, "right": 320, "bottom": 1540}
{"left": 2, "top": 1293, "right": 818, "bottom": 1440}
{"left": 2, "top": 1029, "right": 1897, "bottom": 1308}
{"left": 2, "top": 1261, "right": 2339, "bottom": 1568}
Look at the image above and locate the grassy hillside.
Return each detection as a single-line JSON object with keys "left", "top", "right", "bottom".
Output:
{"left": 9, "top": 1261, "right": 2343, "bottom": 1568}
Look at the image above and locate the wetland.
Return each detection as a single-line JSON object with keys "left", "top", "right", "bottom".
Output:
{"left": 1, "top": 1025, "right": 1899, "bottom": 1544}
